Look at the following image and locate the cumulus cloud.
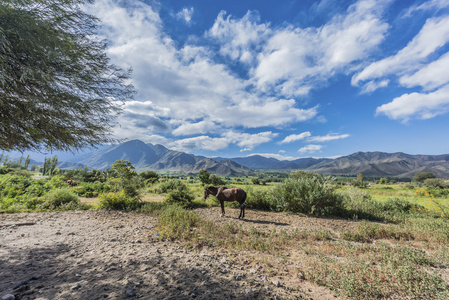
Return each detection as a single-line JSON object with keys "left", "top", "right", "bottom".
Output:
{"left": 399, "top": 52, "right": 449, "bottom": 90}
{"left": 87, "top": 0, "right": 319, "bottom": 144}
{"left": 170, "top": 136, "right": 230, "bottom": 152}
{"left": 280, "top": 132, "right": 312, "bottom": 144}
{"left": 172, "top": 120, "right": 220, "bottom": 136}
{"left": 222, "top": 131, "right": 278, "bottom": 151}
{"left": 308, "top": 133, "right": 350, "bottom": 142}
{"left": 376, "top": 84, "right": 449, "bottom": 122}
{"left": 250, "top": 0, "right": 389, "bottom": 97}
{"left": 298, "top": 144, "right": 323, "bottom": 154}
{"left": 352, "top": 16, "right": 449, "bottom": 90}
{"left": 207, "top": 10, "right": 271, "bottom": 64}
{"left": 176, "top": 7, "right": 194, "bottom": 23}
{"left": 404, "top": 0, "right": 449, "bottom": 17}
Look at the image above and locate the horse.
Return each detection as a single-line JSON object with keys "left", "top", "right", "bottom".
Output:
{"left": 204, "top": 186, "right": 247, "bottom": 219}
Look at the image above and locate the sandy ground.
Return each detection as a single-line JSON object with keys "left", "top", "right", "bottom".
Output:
{"left": 0, "top": 208, "right": 356, "bottom": 300}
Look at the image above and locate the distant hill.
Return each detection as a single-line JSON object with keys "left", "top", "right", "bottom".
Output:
{"left": 306, "top": 152, "right": 449, "bottom": 178}
{"left": 4, "top": 140, "right": 449, "bottom": 178}
{"left": 218, "top": 151, "right": 449, "bottom": 178}
{"left": 77, "top": 140, "right": 252, "bottom": 176}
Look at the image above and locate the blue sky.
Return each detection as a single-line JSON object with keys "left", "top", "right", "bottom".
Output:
{"left": 84, "top": 0, "right": 449, "bottom": 160}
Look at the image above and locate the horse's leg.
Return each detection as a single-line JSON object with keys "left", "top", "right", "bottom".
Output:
{"left": 220, "top": 200, "right": 225, "bottom": 217}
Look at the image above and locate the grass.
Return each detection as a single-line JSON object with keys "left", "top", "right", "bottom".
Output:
{"left": 2, "top": 172, "right": 449, "bottom": 298}
{"left": 146, "top": 199, "right": 449, "bottom": 299}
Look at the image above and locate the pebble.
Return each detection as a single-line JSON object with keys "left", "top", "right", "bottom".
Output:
{"left": 272, "top": 280, "right": 282, "bottom": 287}
{"left": 2, "top": 295, "right": 15, "bottom": 300}
{"left": 71, "top": 283, "right": 82, "bottom": 290}
{"left": 125, "top": 289, "right": 134, "bottom": 297}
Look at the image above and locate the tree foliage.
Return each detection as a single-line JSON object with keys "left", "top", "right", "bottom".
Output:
{"left": 0, "top": 0, "right": 135, "bottom": 152}
{"left": 412, "top": 172, "right": 436, "bottom": 183}
{"left": 198, "top": 169, "right": 211, "bottom": 185}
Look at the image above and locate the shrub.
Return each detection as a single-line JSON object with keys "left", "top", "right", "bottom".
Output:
{"left": 271, "top": 171, "right": 343, "bottom": 215}
{"left": 246, "top": 188, "right": 272, "bottom": 210}
{"left": 161, "top": 179, "right": 194, "bottom": 207}
{"left": 39, "top": 188, "right": 83, "bottom": 210}
{"left": 98, "top": 191, "right": 140, "bottom": 210}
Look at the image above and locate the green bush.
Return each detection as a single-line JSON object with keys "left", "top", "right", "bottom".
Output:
{"left": 246, "top": 188, "right": 272, "bottom": 210}
{"left": 98, "top": 191, "right": 140, "bottom": 210}
{"left": 340, "top": 189, "right": 420, "bottom": 223}
{"left": 39, "top": 188, "right": 84, "bottom": 210}
{"left": 271, "top": 171, "right": 343, "bottom": 215}
{"left": 161, "top": 179, "right": 195, "bottom": 207}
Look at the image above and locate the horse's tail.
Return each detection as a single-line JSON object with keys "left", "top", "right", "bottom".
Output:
{"left": 240, "top": 190, "right": 247, "bottom": 209}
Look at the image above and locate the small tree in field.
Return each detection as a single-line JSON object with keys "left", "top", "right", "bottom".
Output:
{"left": 209, "top": 174, "right": 226, "bottom": 186}
{"left": 109, "top": 160, "right": 140, "bottom": 199}
{"left": 412, "top": 172, "right": 436, "bottom": 184}
{"left": 198, "top": 169, "right": 211, "bottom": 185}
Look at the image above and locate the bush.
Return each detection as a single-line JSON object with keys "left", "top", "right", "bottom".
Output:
{"left": 161, "top": 179, "right": 195, "bottom": 207}
{"left": 39, "top": 189, "right": 84, "bottom": 210}
{"left": 246, "top": 188, "right": 272, "bottom": 210}
{"left": 271, "top": 171, "right": 343, "bottom": 215}
{"left": 340, "top": 189, "right": 422, "bottom": 223}
{"left": 98, "top": 191, "right": 140, "bottom": 210}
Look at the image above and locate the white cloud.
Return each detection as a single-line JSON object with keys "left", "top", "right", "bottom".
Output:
{"left": 404, "top": 0, "right": 449, "bottom": 17}
{"left": 280, "top": 132, "right": 312, "bottom": 144}
{"left": 298, "top": 144, "right": 323, "bottom": 154}
{"left": 376, "top": 84, "right": 449, "bottom": 122}
{"left": 170, "top": 136, "right": 230, "bottom": 152}
{"left": 247, "top": 153, "right": 298, "bottom": 161}
{"left": 251, "top": 0, "right": 389, "bottom": 97}
{"left": 207, "top": 10, "right": 270, "bottom": 64}
{"left": 352, "top": 16, "right": 449, "bottom": 89}
{"left": 222, "top": 131, "right": 278, "bottom": 151}
{"left": 176, "top": 7, "right": 194, "bottom": 23}
{"left": 172, "top": 121, "right": 219, "bottom": 136}
{"left": 87, "top": 0, "right": 319, "bottom": 145}
{"left": 307, "top": 133, "right": 350, "bottom": 142}
{"left": 399, "top": 52, "right": 449, "bottom": 90}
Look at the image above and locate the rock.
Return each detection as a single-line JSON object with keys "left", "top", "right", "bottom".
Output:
{"left": 2, "top": 294, "right": 15, "bottom": 300}
{"left": 125, "top": 289, "right": 134, "bottom": 297}
{"left": 298, "top": 272, "right": 305, "bottom": 280}
{"left": 71, "top": 283, "right": 82, "bottom": 290}
{"left": 272, "top": 280, "right": 282, "bottom": 287}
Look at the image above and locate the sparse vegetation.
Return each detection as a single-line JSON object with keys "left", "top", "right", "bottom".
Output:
{"left": 1, "top": 161, "right": 449, "bottom": 298}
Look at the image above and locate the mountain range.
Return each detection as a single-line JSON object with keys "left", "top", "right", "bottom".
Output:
{"left": 5, "top": 140, "right": 449, "bottom": 178}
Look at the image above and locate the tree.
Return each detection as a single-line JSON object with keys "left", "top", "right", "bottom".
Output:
{"left": 209, "top": 174, "right": 226, "bottom": 186}
{"left": 0, "top": 0, "right": 135, "bottom": 152}
{"left": 109, "top": 160, "right": 139, "bottom": 198}
{"left": 412, "top": 172, "right": 436, "bottom": 184}
{"left": 198, "top": 169, "right": 211, "bottom": 185}
{"left": 49, "top": 155, "right": 58, "bottom": 175}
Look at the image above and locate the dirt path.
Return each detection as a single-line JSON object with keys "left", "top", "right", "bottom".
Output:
{"left": 0, "top": 209, "right": 354, "bottom": 299}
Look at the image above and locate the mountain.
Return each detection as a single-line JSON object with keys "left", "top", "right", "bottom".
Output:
{"left": 4, "top": 141, "right": 449, "bottom": 178}
{"left": 77, "top": 140, "right": 251, "bottom": 176}
{"left": 306, "top": 152, "right": 449, "bottom": 178}
{"left": 217, "top": 151, "right": 449, "bottom": 178}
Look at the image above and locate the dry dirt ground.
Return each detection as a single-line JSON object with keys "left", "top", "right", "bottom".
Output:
{"left": 0, "top": 208, "right": 357, "bottom": 300}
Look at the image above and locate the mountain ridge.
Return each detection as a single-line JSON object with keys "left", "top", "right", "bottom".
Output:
{"left": 4, "top": 140, "right": 449, "bottom": 178}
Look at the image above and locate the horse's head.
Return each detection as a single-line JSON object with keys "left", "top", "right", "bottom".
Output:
{"left": 203, "top": 186, "right": 216, "bottom": 199}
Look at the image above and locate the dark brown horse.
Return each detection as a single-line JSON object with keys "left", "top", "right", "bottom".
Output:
{"left": 204, "top": 186, "right": 247, "bottom": 219}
